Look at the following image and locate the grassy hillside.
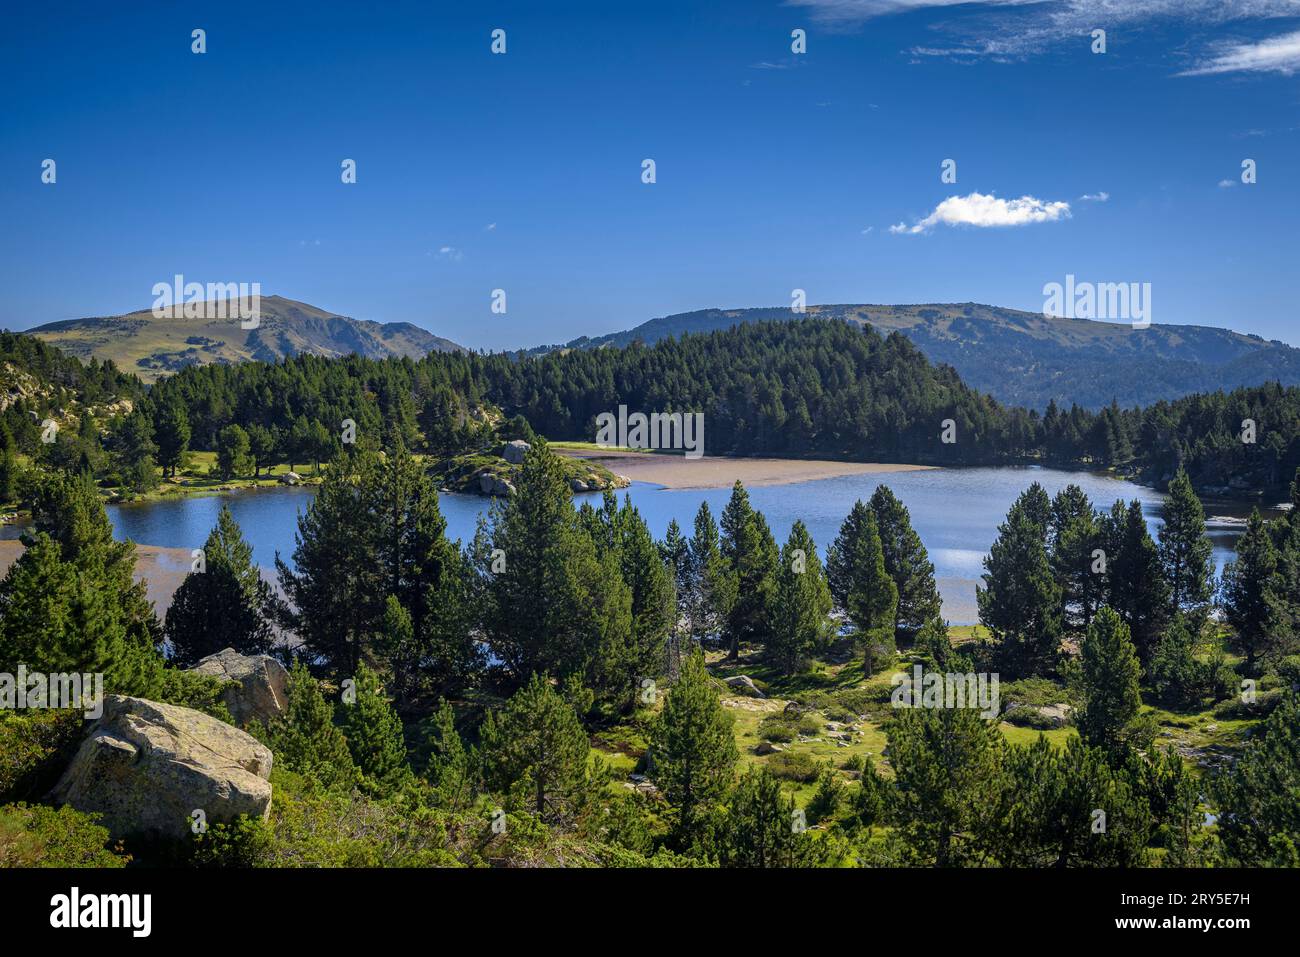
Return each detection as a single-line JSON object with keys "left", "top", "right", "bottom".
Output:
{"left": 529, "top": 302, "right": 1300, "bottom": 411}
{"left": 26, "top": 295, "right": 462, "bottom": 383}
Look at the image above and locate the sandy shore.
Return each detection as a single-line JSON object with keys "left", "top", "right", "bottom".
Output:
{"left": 1, "top": 540, "right": 204, "bottom": 617}
{"left": 557, "top": 449, "right": 935, "bottom": 490}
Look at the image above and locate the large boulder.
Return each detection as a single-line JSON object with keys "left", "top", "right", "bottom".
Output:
{"left": 723, "top": 675, "right": 766, "bottom": 699}
{"left": 190, "top": 647, "right": 289, "bottom": 726}
{"left": 52, "top": 696, "right": 273, "bottom": 841}
{"left": 501, "top": 439, "right": 531, "bottom": 464}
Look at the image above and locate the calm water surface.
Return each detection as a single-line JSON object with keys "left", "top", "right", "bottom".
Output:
{"left": 72, "top": 465, "right": 1280, "bottom": 625}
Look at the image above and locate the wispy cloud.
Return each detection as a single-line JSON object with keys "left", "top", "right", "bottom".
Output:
{"left": 1179, "top": 29, "right": 1300, "bottom": 75}
{"left": 1078, "top": 191, "right": 1110, "bottom": 202}
{"left": 432, "top": 245, "right": 463, "bottom": 261}
{"left": 1219, "top": 178, "right": 1237, "bottom": 188}
{"left": 890, "top": 191, "right": 1071, "bottom": 234}
{"left": 784, "top": 0, "right": 1300, "bottom": 67}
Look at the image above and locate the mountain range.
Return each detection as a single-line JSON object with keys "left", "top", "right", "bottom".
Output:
{"left": 528, "top": 303, "right": 1300, "bottom": 411}
{"left": 18, "top": 297, "right": 1300, "bottom": 410}
{"left": 25, "top": 295, "right": 462, "bottom": 384}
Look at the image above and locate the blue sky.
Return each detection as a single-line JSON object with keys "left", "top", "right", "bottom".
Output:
{"left": 2, "top": 0, "right": 1298, "bottom": 350}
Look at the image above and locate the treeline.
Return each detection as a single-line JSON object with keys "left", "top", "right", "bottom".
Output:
{"left": 6, "top": 319, "right": 1300, "bottom": 504}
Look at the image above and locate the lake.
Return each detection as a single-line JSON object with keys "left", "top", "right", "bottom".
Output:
{"left": 55, "top": 465, "right": 1278, "bottom": 625}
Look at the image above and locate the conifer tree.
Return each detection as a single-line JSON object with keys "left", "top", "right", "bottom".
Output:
{"left": 481, "top": 442, "right": 633, "bottom": 699}
{"left": 827, "top": 501, "right": 898, "bottom": 677}
{"left": 268, "top": 661, "right": 357, "bottom": 790}
{"left": 869, "top": 485, "right": 942, "bottom": 637}
{"left": 1105, "top": 500, "right": 1171, "bottom": 663}
{"left": 719, "top": 482, "right": 776, "bottom": 658}
{"left": 165, "top": 504, "right": 274, "bottom": 666}
{"left": 1212, "top": 693, "right": 1300, "bottom": 866}
{"left": 720, "top": 767, "right": 819, "bottom": 867}
{"left": 687, "top": 501, "right": 733, "bottom": 641}
{"left": 768, "top": 520, "right": 834, "bottom": 674}
{"left": 887, "top": 704, "right": 1005, "bottom": 867}
{"left": 1074, "top": 607, "right": 1150, "bottom": 759}
{"left": 977, "top": 503, "right": 1061, "bottom": 678}
{"left": 341, "top": 662, "right": 410, "bottom": 793}
{"left": 1158, "top": 469, "right": 1214, "bottom": 618}
{"left": 216, "top": 423, "right": 253, "bottom": 479}
{"left": 154, "top": 397, "right": 191, "bottom": 477}
{"left": 425, "top": 698, "right": 473, "bottom": 812}
{"left": 478, "top": 672, "right": 591, "bottom": 822}
{"left": 1220, "top": 509, "right": 1283, "bottom": 669}
{"left": 648, "top": 651, "right": 738, "bottom": 847}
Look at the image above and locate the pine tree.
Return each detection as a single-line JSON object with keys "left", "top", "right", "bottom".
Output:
{"left": 1212, "top": 693, "right": 1300, "bottom": 866}
{"left": 1158, "top": 469, "right": 1214, "bottom": 617}
{"left": 869, "top": 485, "right": 942, "bottom": 637}
{"left": 154, "top": 397, "right": 191, "bottom": 477}
{"left": 1074, "top": 606, "right": 1150, "bottom": 760}
{"left": 687, "top": 501, "right": 733, "bottom": 642}
{"left": 268, "top": 661, "right": 357, "bottom": 790}
{"left": 341, "top": 662, "right": 410, "bottom": 793}
{"left": 719, "top": 483, "right": 777, "bottom": 659}
{"left": 827, "top": 501, "right": 898, "bottom": 677}
{"left": 5, "top": 473, "right": 163, "bottom": 694}
{"left": 164, "top": 504, "right": 274, "bottom": 666}
{"left": 1220, "top": 509, "right": 1282, "bottom": 669}
{"left": 887, "top": 704, "right": 1005, "bottom": 867}
{"left": 1049, "top": 485, "right": 1102, "bottom": 634}
{"left": 481, "top": 441, "right": 633, "bottom": 699}
{"left": 216, "top": 423, "right": 253, "bottom": 479}
{"left": 648, "top": 651, "right": 738, "bottom": 847}
{"left": 720, "top": 767, "right": 818, "bottom": 867}
{"left": 276, "top": 453, "right": 377, "bottom": 675}
{"left": 0, "top": 422, "right": 18, "bottom": 504}
{"left": 478, "top": 672, "right": 591, "bottom": 822}
{"left": 424, "top": 698, "right": 473, "bottom": 812}
{"left": 995, "top": 736, "right": 1153, "bottom": 867}
{"left": 768, "top": 520, "right": 834, "bottom": 675}
{"left": 1105, "top": 500, "right": 1171, "bottom": 663}
{"left": 977, "top": 503, "right": 1061, "bottom": 678}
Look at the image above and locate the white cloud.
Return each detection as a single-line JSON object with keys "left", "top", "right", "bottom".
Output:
{"left": 1179, "top": 29, "right": 1300, "bottom": 75}
{"left": 1219, "top": 179, "right": 1237, "bottom": 188}
{"left": 484, "top": 223, "right": 497, "bottom": 231}
{"left": 1078, "top": 191, "right": 1110, "bottom": 202}
{"left": 784, "top": 1, "right": 1300, "bottom": 64}
{"left": 433, "top": 246, "right": 464, "bottom": 261}
{"left": 890, "top": 191, "right": 1071, "bottom": 234}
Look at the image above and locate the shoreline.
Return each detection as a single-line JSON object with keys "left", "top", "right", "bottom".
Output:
{"left": 554, "top": 448, "right": 937, "bottom": 490}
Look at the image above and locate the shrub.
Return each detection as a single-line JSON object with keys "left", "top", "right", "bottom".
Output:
{"left": 0, "top": 710, "right": 84, "bottom": 802}
{"left": 0, "top": 803, "right": 127, "bottom": 867}
{"left": 807, "top": 769, "right": 846, "bottom": 824}
{"left": 757, "top": 719, "right": 797, "bottom": 743}
{"left": 767, "top": 750, "right": 820, "bottom": 783}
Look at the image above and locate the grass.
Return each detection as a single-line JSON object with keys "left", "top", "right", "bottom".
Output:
{"left": 112, "top": 452, "right": 322, "bottom": 503}
{"left": 426, "top": 450, "right": 623, "bottom": 496}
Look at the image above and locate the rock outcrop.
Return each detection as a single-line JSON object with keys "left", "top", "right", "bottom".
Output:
{"left": 723, "top": 675, "right": 766, "bottom": 698}
{"left": 52, "top": 696, "right": 273, "bottom": 841}
{"left": 501, "top": 439, "right": 531, "bottom": 464}
{"left": 189, "top": 647, "right": 289, "bottom": 726}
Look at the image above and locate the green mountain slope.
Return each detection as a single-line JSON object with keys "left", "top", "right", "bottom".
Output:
{"left": 26, "top": 295, "right": 463, "bottom": 383}
{"left": 529, "top": 303, "right": 1300, "bottom": 410}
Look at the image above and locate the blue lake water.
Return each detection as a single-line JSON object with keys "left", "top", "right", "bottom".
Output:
{"left": 79, "top": 465, "right": 1270, "bottom": 625}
